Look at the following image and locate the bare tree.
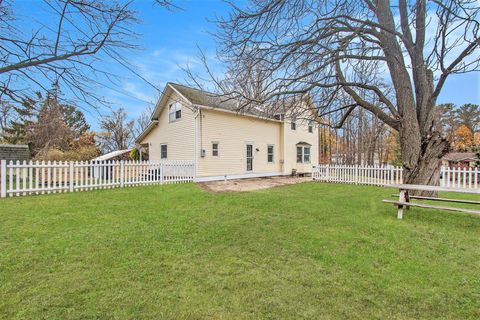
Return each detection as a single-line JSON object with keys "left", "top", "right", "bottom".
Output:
{"left": 99, "top": 108, "right": 134, "bottom": 153}
{"left": 202, "top": 0, "right": 480, "bottom": 186}
{"left": 134, "top": 105, "right": 154, "bottom": 137}
{"left": 28, "top": 97, "right": 74, "bottom": 156}
{"left": 0, "top": 99, "right": 14, "bottom": 136}
{"left": 0, "top": 0, "right": 138, "bottom": 108}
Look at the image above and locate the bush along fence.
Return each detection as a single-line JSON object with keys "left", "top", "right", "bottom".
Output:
{"left": 312, "top": 165, "right": 479, "bottom": 191}
{"left": 0, "top": 160, "right": 195, "bottom": 198}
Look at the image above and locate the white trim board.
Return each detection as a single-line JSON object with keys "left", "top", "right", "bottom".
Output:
{"left": 194, "top": 172, "right": 284, "bottom": 183}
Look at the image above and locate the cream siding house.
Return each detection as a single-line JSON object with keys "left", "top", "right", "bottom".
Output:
{"left": 136, "top": 83, "right": 318, "bottom": 181}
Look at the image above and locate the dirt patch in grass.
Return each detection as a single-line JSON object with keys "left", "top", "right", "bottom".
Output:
{"left": 197, "top": 176, "right": 311, "bottom": 192}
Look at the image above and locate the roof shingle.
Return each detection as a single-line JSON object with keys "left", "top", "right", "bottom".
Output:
{"left": 169, "top": 83, "right": 279, "bottom": 119}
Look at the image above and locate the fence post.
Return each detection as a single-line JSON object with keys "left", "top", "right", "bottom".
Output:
{"left": 69, "top": 161, "right": 74, "bottom": 192}
{"left": 1, "top": 160, "right": 6, "bottom": 198}
{"left": 120, "top": 160, "right": 125, "bottom": 188}
{"left": 440, "top": 166, "right": 444, "bottom": 187}
{"left": 160, "top": 163, "right": 164, "bottom": 184}
{"left": 354, "top": 165, "right": 358, "bottom": 184}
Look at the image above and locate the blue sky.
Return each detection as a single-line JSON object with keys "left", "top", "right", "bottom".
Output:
{"left": 16, "top": 1, "right": 480, "bottom": 130}
{"left": 87, "top": 0, "right": 232, "bottom": 129}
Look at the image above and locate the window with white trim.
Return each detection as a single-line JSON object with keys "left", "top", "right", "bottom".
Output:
{"left": 168, "top": 102, "right": 181, "bottom": 122}
{"left": 303, "top": 147, "right": 311, "bottom": 163}
{"left": 160, "top": 144, "right": 167, "bottom": 159}
{"left": 308, "top": 120, "right": 313, "bottom": 133}
{"left": 291, "top": 115, "right": 296, "bottom": 130}
{"left": 296, "top": 146, "right": 303, "bottom": 163}
{"left": 212, "top": 142, "right": 219, "bottom": 156}
{"left": 267, "top": 145, "right": 274, "bottom": 163}
{"left": 296, "top": 146, "right": 311, "bottom": 163}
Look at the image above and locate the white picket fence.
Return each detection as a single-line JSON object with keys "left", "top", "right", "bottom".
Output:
{"left": 440, "top": 166, "right": 480, "bottom": 189}
{"left": 312, "top": 165, "right": 480, "bottom": 191}
{"left": 0, "top": 160, "right": 195, "bottom": 198}
{"left": 312, "top": 165, "right": 403, "bottom": 186}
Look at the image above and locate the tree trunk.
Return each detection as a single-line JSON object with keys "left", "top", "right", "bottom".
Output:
{"left": 401, "top": 128, "right": 449, "bottom": 195}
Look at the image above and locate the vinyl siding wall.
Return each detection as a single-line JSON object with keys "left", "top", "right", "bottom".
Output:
{"left": 197, "top": 109, "right": 283, "bottom": 177}
{"left": 140, "top": 92, "right": 196, "bottom": 161}
{"left": 283, "top": 110, "right": 319, "bottom": 174}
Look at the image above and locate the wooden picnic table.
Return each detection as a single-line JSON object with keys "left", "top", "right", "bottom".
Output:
{"left": 383, "top": 184, "right": 480, "bottom": 219}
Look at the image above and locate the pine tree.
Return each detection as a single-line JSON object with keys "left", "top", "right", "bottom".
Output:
{"left": 61, "top": 104, "right": 90, "bottom": 138}
{"left": 3, "top": 95, "right": 39, "bottom": 145}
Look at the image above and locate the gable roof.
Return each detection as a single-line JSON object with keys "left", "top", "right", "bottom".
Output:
{"left": 136, "top": 82, "right": 317, "bottom": 143}
{"left": 168, "top": 83, "right": 276, "bottom": 119}
{"left": 442, "top": 152, "right": 476, "bottom": 162}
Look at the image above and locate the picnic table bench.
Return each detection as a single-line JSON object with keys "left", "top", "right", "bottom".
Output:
{"left": 383, "top": 184, "right": 480, "bottom": 219}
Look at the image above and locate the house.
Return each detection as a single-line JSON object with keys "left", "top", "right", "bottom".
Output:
{"left": 136, "top": 83, "right": 319, "bottom": 181}
{"left": 442, "top": 152, "right": 477, "bottom": 168}
{"left": 0, "top": 144, "right": 30, "bottom": 162}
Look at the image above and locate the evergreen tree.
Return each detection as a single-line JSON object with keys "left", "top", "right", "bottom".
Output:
{"left": 61, "top": 104, "right": 90, "bottom": 138}
{"left": 3, "top": 95, "right": 39, "bottom": 146}
{"left": 49, "top": 82, "right": 90, "bottom": 138}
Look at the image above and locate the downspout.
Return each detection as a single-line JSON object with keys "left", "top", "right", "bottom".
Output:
{"left": 282, "top": 122, "right": 287, "bottom": 175}
{"left": 194, "top": 106, "right": 200, "bottom": 180}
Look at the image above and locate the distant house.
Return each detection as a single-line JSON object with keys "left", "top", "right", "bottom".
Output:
{"left": 93, "top": 149, "right": 132, "bottom": 162}
{"left": 442, "top": 152, "right": 476, "bottom": 168}
{"left": 136, "top": 83, "right": 319, "bottom": 181}
{"left": 0, "top": 144, "right": 30, "bottom": 162}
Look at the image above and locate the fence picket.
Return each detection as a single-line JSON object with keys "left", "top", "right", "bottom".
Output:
{"left": 0, "top": 160, "right": 194, "bottom": 198}
{"left": 312, "top": 164, "right": 479, "bottom": 191}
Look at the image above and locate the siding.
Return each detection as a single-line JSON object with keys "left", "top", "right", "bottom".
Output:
{"left": 283, "top": 109, "right": 319, "bottom": 174}
{"left": 197, "top": 109, "right": 282, "bottom": 177}
{"left": 139, "top": 91, "right": 196, "bottom": 161}
{"left": 139, "top": 91, "right": 318, "bottom": 178}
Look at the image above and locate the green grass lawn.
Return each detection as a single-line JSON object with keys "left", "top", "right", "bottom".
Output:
{"left": 1, "top": 183, "right": 479, "bottom": 319}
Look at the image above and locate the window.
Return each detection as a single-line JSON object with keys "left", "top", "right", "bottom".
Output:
{"left": 291, "top": 115, "right": 296, "bottom": 130}
{"left": 246, "top": 144, "right": 253, "bottom": 171}
{"left": 212, "top": 142, "right": 219, "bottom": 156}
{"left": 160, "top": 144, "right": 167, "bottom": 159}
{"left": 267, "top": 145, "right": 274, "bottom": 163}
{"left": 296, "top": 145, "right": 311, "bottom": 163}
{"left": 308, "top": 121, "right": 313, "bottom": 133}
{"left": 296, "top": 146, "right": 303, "bottom": 163}
{"left": 168, "top": 102, "right": 181, "bottom": 122}
{"left": 304, "top": 147, "right": 311, "bottom": 163}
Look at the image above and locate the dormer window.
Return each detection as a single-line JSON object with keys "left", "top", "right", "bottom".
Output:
{"left": 169, "top": 102, "right": 181, "bottom": 122}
